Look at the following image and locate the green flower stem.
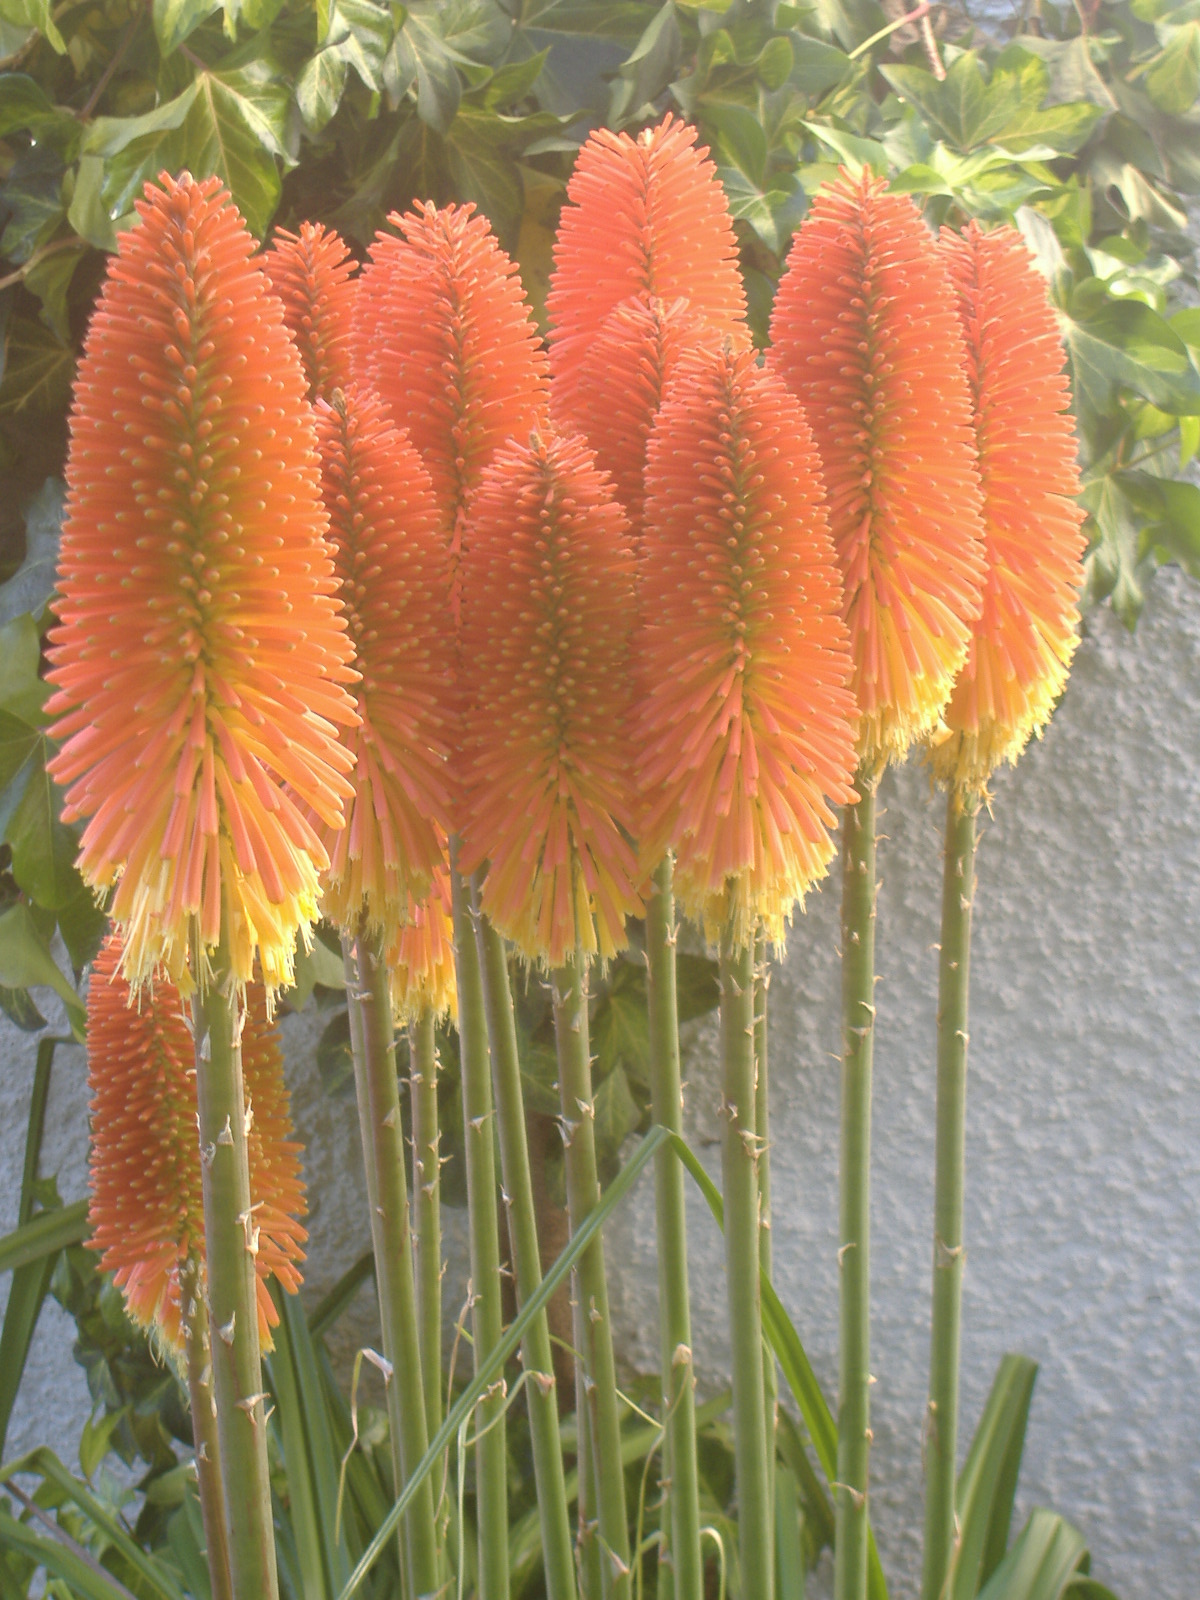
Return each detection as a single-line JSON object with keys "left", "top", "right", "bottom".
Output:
{"left": 181, "top": 1256, "right": 233, "bottom": 1600}
{"left": 755, "top": 936, "right": 778, "bottom": 1545}
{"left": 836, "top": 781, "right": 878, "bottom": 1600}
{"left": 472, "top": 896, "right": 578, "bottom": 1600}
{"left": 920, "top": 789, "right": 979, "bottom": 1600}
{"left": 645, "top": 858, "right": 703, "bottom": 1599}
{"left": 574, "top": 1313, "right": 603, "bottom": 1598}
{"left": 719, "top": 928, "right": 773, "bottom": 1600}
{"left": 342, "top": 928, "right": 439, "bottom": 1600}
{"left": 449, "top": 861, "right": 509, "bottom": 1600}
{"left": 551, "top": 953, "right": 631, "bottom": 1600}
{"left": 408, "top": 1007, "right": 443, "bottom": 1441}
{"left": 192, "top": 938, "right": 278, "bottom": 1600}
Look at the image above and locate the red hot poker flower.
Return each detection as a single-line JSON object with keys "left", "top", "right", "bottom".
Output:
{"left": 351, "top": 202, "right": 548, "bottom": 615}
{"left": 458, "top": 432, "right": 643, "bottom": 966}
{"left": 638, "top": 344, "right": 859, "bottom": 947}
{"left": 547, "top": 115, "right": 747, "bottom": 423}
{"left": 87, "top": 932, "right": 306, "bottom": 1355}
{"left": 561, "top": 294, "right": 716, "bottom": 542}
{"left": 312, "top": 386, "right": 455, "bottom": 939}
{"left": 769, "top": 170, "right": 986, "bottom": 771}
{"left": 264, "top": 221, "right": 359, "bottom": 397}
{"left": 388, "top": 864, "right": 457, "bottom": 1024}
{"left": 929, "top": 222, "right": 1087, "bottom": 794}
{"left": 45, "top": 173, "right": 357, "bottom": 998}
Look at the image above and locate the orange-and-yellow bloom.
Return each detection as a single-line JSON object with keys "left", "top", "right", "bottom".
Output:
{"left": 45, "top": 173, "right": 357, "bottom": 998}
{"left": 769, "top": 170, "right": 986, "bottom": 770}
{"left": 929, "top": 222, "right": 1087, "bottom": 794}
{"left": 547, "top": 115, "right": 747, "bottom": 423}
{"left": 351, "top": 202, "right": 548, "bottom": 618}
{"left": 264, "top": 221, "right": 359, "bottom": 397}
{"left": 311, "top": 386, "right": 455, "bottom": 938}
{"left": 637, "top": 344, "right": 859, "bottom": 947}
{"left": 557, "top": 294, "right": 716, "bottom": 542}
{"left": 87, "top": 932, "right": 306, "bottom": 1355}
{"left": 388, "top": 864, "right": 457, "bottom": 1023}
{"left": 458, "top": 432, "right": 643, "bottom": 965}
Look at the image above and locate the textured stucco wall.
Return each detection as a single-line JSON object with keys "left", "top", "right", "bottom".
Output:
{"left": 3, "top": 569, "right": 1199, "bottom": 1596}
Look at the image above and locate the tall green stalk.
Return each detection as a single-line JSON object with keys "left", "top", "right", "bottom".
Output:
{"left": 449, "top": 862, "right": 509, "bottom": 1600}
{"left": 755, "top": 935, "right": 778, "bottom": 1554}
{"left": 836, "top": 781, "right": 878, "bottom": 1600}
{"left": 472, "top": 896, "right": 578, "bottom": 1600}
{"left": 409, "top": 1008, "right": 443, "bottom": 1440}
{"left": 921, "top": 789, "right": 978, "bottom": 1600}
{"left": 342, "top": 928, "right": 439, "bottom": 1600}
{"left": 719, "top": 927, "right": 773, "bottom": 1600}
{"left": 551, "top": 954, "right": 631, "bottom": 1600}
{"left": 645, "top": 857, "right": 703, "bottom": 1599}
{"left": 192, "top": 941, "right": 279, "bottom": 1600}
{"left": 181, "top": 1256, "right": 233, "bottom": 1600}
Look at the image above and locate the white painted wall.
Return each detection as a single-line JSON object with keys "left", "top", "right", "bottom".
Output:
{"left": 3, "top": 568, "right": 1198, "bottom": 1595}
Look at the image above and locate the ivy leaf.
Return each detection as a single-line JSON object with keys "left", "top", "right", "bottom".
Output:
{"left": 609, "top": 0, "right": 682, "bottom": 126}
{"left": 675, "top": 952, "right": 720, "bottom": 1023}
{"left": 0, "top": 901, "right": 84, "bottom": 1038}
{"left": 510, "top": 0, "right": 654, "bottom": 115}
{"left": 152, "top": 0, "right": 222, "bottom": 55}
{"left": 317, "top": 1008, "right": 355, "bottom": 1098}
{"left": 1143, "top": 20, "right": 1200, "bottom": 115}
{"left": 593, "top": 1062, "right": 643, "bottom": 1173}
{"left": 591, "top": 958, "right": 650, "bottom": 1090}
{"left": 0, "top": 74, "right": 78, "bottom": 155}
{"left": 70, "top": 61, "right": 289, "bottom": 249}
{"left": 0, "top": 479, "right": 62, "bottom": 625}
{"left": 1079, "top": 470, "right": 1147, "bottom": 623}
{"left": 0, "top": 983, "right": 47, "bottom": 1031}
{"left": 801, "top": 119, "right": 887, "bottom": 173}
{"left": 1061, "top": 282, "right": 1200, "bottom": 420}
{"left": 55, "top": 878, "right": 106, "bottom": 973}
{"left": 0, "top": 316, "right": 73, "bottom": 419}
{"left": 0, "top": 0, "right": 65, "bottom": 54}
{"left": 296, "top": 39, "right": 350, "bottom": 131}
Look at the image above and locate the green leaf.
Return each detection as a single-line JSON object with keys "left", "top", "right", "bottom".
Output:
{"left": 1144, "top": 20, "right": 1200, "bottom": 114}
{"left": 591, "top": 957, "right": 649, "bottom": 1086}
{"left": 55, "top": 878, "right": 106, "bottom": 972}
{"left": 976, "top": 1508, "right": 1088, "bottom": 1600}
{"left": 609, "top": 0, "right": 682, "bottom": 126}
{"left": 0, "top": 983, "right": 47, "bottom": 1030}
{"left": 1, "top": 149, "right": 68, "bottom": 264}
{"left": 0, "top": 73, "right": 74, "bottom": 145}
{"left": 0, "top": 0, "right": 64, "bottom": 53}
{"left": 801, "top": 119, "right": 887, "bottom": 173}
{"left": 71, "top": 59, "right": 289, "bottom": 249}
{"left": 296, "top": 39, "right": 351, "bottom": 131}
{"left": 592, "top": 1061, "right": 642, "bottom": 1162}
{"left": 0, "top": 901, "right": 84, "bottom": 1035}
{"left": 336, "top": 1123, "right": 672, "bottom": 1600}
{"left": 1079, "top": 470, "right": 1146, "bottom": 624}
{"left": 5, "top": 746, "right": 79, "bottom": 909}
{"left": 152, "top": 0, "right": 222, "bottom": 54}
{"left": 0, "top": 316, "right": 73, "bottom": 418}
{"left": 952, "top": 1354, "right": 1039, "bottom": 1598}
{"left": 1062, "top": 285, "right": 1200, "bottom": 419}
{"left": 1179, "top": 412, "right": 1199, "bottom": 466}
{"left": 291, "top": 931, "right": 347, "bottom": 1008}
{"left": 317, "top": 1007, "right": 356, "bottom": 1098}
{"left": 0, "top": 477, "right": 62, "bottom": 623}
{"left": 0, "top": 1197, "right": 89, "bottom": 1274}
{"left": 675, "top": 951, "right": 720, "bottom": 1023}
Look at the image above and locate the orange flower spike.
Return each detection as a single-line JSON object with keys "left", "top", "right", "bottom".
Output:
{"left": 930, "top": 223, "right": 1087, "bottom": 793}
{"left": 312, "top": 386, "right": 455, "bottom": 937}
{"left": 264, "top": 221, "right": 359, "bottom": 397}
{"left": 352, "top": 202, "right": 548, "bottom": 613}
{"left": 567, "top": 294, "right": 716, "bottom": 541}
{"left": 458, "top": 432, "right": 644, "bottom": 966}
{"left": 769, "top": 170, "right": 987, "bottom": 770}
{"left": 547, "top": 114, "right": 747, "bottom": 423}
{"left": 45, "top": 173, "right": 358, "bottom": 998}
{"left": 87, "top": 933, "right": 306, "bottom": 1355}
{"left": 638, "top": 344, "right": 860, "bottom": 948}
{"left": 389, "top": 865, "right": 458, "bottom": 1024}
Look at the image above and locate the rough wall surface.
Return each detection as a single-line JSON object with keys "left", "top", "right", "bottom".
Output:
{"left": 2, "top": 570, "right": 1198, "bottom": 1595}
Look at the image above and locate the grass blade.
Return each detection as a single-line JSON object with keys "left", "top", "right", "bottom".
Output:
{"left": 308, "top": 1255, "right": 374, "bottom": 1342}
{"left": 666, "top": 1132, "right": 889, "bottom": 1600}
{"left": 953, "top": 1354, "right": 1039, "bottom": 1600}
{"left": 976, "top": 1508, "right": 1088, "bottom": 1600}
{"left": 0, "top": 1199, "right": 89, "bottom": 1275}
{"left": 336, "top": 1123, "right": 672, "bottom": 1600}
